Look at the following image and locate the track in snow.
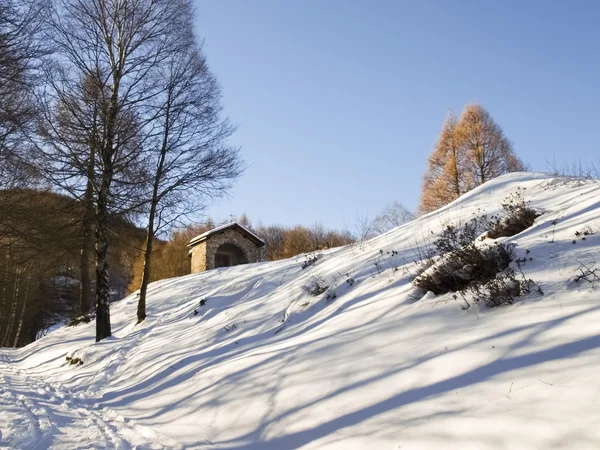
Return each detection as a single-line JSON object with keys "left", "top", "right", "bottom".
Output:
{"left": 0, "top": 356, "right": 180, "bottom": 450}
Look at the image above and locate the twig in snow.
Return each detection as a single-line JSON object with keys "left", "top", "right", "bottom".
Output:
{"left": 569, "top": 258, "right": 600, "bottom": 287}
{"left": 505, "top": 381, "right": 514, "bottom": 400}
{"left": 278, "top": 268, "right": 292, "bottom": 286}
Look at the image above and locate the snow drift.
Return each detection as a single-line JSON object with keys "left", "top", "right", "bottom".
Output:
{"left": 2, "top": 172, "right": 600, "bottom": 449}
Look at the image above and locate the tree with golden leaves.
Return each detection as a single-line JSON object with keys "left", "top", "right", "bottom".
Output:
{"left": 458, "top": 103, "right": 525, "bottom": 186}
{"left": 419, "top": 113, "right": 469, "bottom": 214}
{"left": 419, "top": 104, "right": 525, "bottom": 214}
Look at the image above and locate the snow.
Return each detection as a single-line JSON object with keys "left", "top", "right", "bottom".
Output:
{"left": 2, "top": 172, "right": 600, "bottom": 449}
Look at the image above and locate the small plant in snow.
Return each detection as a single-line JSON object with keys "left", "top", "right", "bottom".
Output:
{"left": 65, "top": 356, "right": 84, "bottom": 366}
{"left": 487, "top": 190, "right": 539, "bottom": 239}
{"left": 574, "top": 228, "right": 594, "bottom": 242}
{"left": 465, "top": 264, "right": 536, "bottom": 308}
{"left": 302, "top": 276, "right": 329, "bottom": 296}
{"left": 569, "top": 260, "right": 600, "bottom": 287}
{"left": 67, "top": 314, "right": 94, "bottom": 326}
{"left": 371, "top": 249, "right": 402, "bottom": 277}
{"left": 326, "top": 287, "right": 337, "bottom": 301}
{"left": 301, "top": 253, "right": 323, "bottom": 270}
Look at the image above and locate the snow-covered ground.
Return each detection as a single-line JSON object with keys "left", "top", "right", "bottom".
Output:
{"left": 2, "top": 172, "right": 600, "bottom": 449}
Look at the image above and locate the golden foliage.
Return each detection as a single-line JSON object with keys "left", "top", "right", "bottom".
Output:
{"left": 127, "top": 220, "right": 355, "bottom": 292}
{"left": 127, "top": 223, "right": 213, "bottom": 294}
{"left": 261, "top": 224, "right": 354, "bottom": 260}
{"left": 419, "top": 104, "right": 525, "bottom": 214}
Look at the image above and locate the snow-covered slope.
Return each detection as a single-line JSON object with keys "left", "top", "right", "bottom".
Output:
{"left": 3, "top": 173, "right": 600, "bottom": 449}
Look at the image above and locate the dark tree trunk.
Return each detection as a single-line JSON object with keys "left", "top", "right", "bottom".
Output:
{"left": 79, "top": 167, "right": 95, "bottom": 315}
{"left": 12, "top": 267, "right": 30, "bottom": 347}
{"left": 137, "top": 106, "right": 168, "bottom": 324}
{"left": 94, "top": 165, "right": 112, "bottom": 342}
{"left": 136, "top": 220, "right": 154, "bottom": 323}
{"left": 0, "top": 252, "right": 9, "bottom": 332}
{"left": 137, "top": 154, "right": 162, "bottom": 323}
{"left": 95, "top": 65, "right": 121, "bottom": 342}
{"left": 2, "top": 268, "right": 20, "bottom": 347}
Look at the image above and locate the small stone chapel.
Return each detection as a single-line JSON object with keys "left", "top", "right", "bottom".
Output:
{"left": 187, "top": 222, "right": 266, "bottom": 273}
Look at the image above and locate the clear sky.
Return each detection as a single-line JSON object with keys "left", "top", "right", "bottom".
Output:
{"left": 194, "top": 0, "right": 600, "bottom": 230}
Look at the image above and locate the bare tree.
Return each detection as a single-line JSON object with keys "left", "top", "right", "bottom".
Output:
{"left": 351, "top": 212, "right": 377, "bottom": 246}
{"left": 309, "top": 222, "right": 327, "bottom": 249}
{"left": 0, "top": 0, "right": 45, "bottom": 188}
{"left": 372, "top": 201, "right": 413, "bottom": 234}
{"left": 37, "top": 70, "right": 143, "bottom": 316}
{"left": 44, "top": 0, "right": 194, "bottom": 341}
{"left": 254, "top": 224, "right": 286, "bottom": 261}
{"left": 238, "top": 213, "right": 251, "bottom": 229}
{"left": 135, "top": 28, "right": 242, "bottom": 323}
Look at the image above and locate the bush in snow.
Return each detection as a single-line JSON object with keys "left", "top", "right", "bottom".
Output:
{"left": 487, "top": 189, "right": 539, "bottom": 239}
{"left": 413, "top": 216, "right": 537, "bottom": 307}
{"left": 569, "top": 261, "right": 600, "bottom": 287}
{"left": 302, "top": 276, "right": 329, "bottom": 296}
{"left": 67, "top": 314, "right": 94, "bottom": 326}
{"left": 325, "top": 287, "right": 337, "bottom": 301}
{"left": 65, "top": 356, "right": 84, "bottom": 366}
{"left": 301, "top": 253, "right": 323, "bottom": 270}
{"left": 464, "top": 264, "right": 536, "bottom": 307}
{"left": 413, "top": 219, "right": 513, "bottom": 294}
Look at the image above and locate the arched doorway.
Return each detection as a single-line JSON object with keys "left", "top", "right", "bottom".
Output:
{"left": 214, "top": 243, "right": 248, "bottom": 268}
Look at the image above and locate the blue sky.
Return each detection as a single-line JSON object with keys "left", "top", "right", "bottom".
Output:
{"left": 194, "top": 1, "right": 600, "bottom": 230}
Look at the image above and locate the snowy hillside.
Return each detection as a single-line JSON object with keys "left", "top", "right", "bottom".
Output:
{"left": 3, "top": 172, "right": 600, "bottom": 449}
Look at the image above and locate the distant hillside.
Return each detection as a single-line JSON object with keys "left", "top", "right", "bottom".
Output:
{"left": 0, "top": 188, "right": 147, "bottom": 347}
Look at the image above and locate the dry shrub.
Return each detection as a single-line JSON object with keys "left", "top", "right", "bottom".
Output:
{"left": 302, "top": 276, "right": 329, "bottom": 296}
{"left": 467, "top": 267, "right": 535, "bottom": 307}
{"left": 413, "top": 219, "right": 513, "bottom": 295}
{"left": 301, "top": 253, "right": 323, "bottom": 270}
{"left": 413, "top": 214, "right": 537, "bottom": 308}
{"left": 67, "top": 314, "right": 94, "bottom": 326}
{"left": 487, "top": 190, "right": 539, "bottom": 239}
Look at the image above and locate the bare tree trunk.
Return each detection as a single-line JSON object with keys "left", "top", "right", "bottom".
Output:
{"left": 452, "top": 149, "right": 461, "bottom": 198}
{"left": 0, "top": 251, "right": 9, "bottom": 329}
{"left": 13, "top": 265, "right": 31, "bottom": 347}
{"left": 136, "top": 110, "right": 168, "bottom": 324}
{"left": 95, "top": 41, "right": 121, "bottom": 342}
{"left": 136, "top": 211, "right": 155, "bottom": 323}
{"left": 2, "top": 268, "right": 21, "bottom": 346}
{"left": 95, "top": 166, "right": 112, "bottom": 342}
{"left": 79, "top": 154, "right": 95, "bottom": 315}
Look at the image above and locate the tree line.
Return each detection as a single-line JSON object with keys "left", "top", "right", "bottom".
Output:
{"left": 126, "top": 217, "right": 356, "bottom": 292}
{"left": 125, "top": 205, "right": 417, "bottom": 292}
